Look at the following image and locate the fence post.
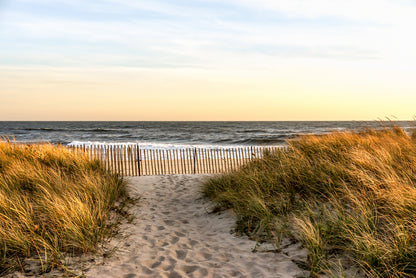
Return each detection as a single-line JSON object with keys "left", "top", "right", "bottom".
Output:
{"left": 250, "top": 146, "right": 254, "bottom": 160}
{"left": 137, "top": 144, "right": 141, "bottom": 176}
{"left": 193, "top": 148, "right": 196, "bottom": 174}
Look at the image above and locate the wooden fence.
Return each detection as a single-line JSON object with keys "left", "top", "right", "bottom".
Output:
{"left": 68, "top": 144, "right": 287, "bottom": 176}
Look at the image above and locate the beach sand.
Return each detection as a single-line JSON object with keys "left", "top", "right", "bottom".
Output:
{"left": 85, "top": 175, "right": 309, "bottom": 278}
{"left": 5, "top": 175, "right": 309, "bottom": 278}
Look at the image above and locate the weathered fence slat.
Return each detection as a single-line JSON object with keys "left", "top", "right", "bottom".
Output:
{"left": 68, "top": 144, "right": 286, "bottom": 176}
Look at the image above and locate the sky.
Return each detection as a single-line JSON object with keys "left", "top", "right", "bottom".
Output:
{"left": 0, "top": 0, "right": 415, "bottom": 121}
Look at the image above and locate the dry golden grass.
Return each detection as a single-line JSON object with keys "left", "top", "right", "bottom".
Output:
{"left": 0, "top": 140, "right": 125, "bottom": 274}
{"left": 204, "top": 126, "right": 416, "bottom": 277}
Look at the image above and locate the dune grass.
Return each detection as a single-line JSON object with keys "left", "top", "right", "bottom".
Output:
{"left": 0, "top": 140, "right": 126, "bottom": 275}
{"left": 204, "top": 126, "right": 416, "bottom": 277}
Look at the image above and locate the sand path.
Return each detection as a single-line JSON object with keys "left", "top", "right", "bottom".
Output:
{"left": 86, "top": 175, "right": 308, "bottom": 278}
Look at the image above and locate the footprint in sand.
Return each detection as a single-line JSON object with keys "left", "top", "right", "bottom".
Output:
{"left": 174, "top": 231, "right": 185, "bottom": 237}
{"left": 123, "top": 274, "right": 137, "bottom": 278}
{"left": 164, "top": 220, "right": 175, "bottom": 226}
{"left": 171, "top": 236, "right": 180, "bottom": 244}
{"left": 175, "top": 249, "right": 187, "bottom": 260}
{"left": 180, "top": 264, "right": 199, "bottom": 275}
{"left": 82, "top": 176, "right": 309, "bottom": 278}
{"left": 189, "top": 239, "right": 198, "bottom": 246}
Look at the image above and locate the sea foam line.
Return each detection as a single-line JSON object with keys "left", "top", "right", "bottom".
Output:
{"left": 67, "top": 141, "right": 284, "bottom": 150}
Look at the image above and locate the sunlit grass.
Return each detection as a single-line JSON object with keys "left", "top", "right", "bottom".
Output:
{"left": 0, "top": 140, "right": 126, "bottom": 274}
{"left": 204, "top": 126, "right": 416, "bottom": 277}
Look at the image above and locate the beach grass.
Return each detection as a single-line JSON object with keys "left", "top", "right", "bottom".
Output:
{"left": 0, "top": 140, "right": 126, "bottom": 274}
{"left": 204, "top": 125, "right": 416, "bottom": 277}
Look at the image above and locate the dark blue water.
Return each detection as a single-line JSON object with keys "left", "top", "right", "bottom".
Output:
{"left": 0, "top": 121, "right": 414, "bottom": 148}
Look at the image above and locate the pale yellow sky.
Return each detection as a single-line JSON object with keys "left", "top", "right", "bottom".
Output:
{"left": 1, "top": 64, "right": 415, "bottom": 121}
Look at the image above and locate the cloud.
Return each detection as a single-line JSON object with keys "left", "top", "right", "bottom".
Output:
{"left": 1, "top": 0, "right": 416, "bottom": 71}
{"left": 225, "top": 0, "right": 416, "bottom": 23}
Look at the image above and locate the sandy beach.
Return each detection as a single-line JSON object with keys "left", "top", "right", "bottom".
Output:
{"left": 4, "top": 174, "right": 309, "bottom": 278}
{"left": 83, "top": 175, "right": 308, "bottom": 278}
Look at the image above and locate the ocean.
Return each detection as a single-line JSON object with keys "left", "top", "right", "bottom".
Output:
{"left": 0, "top": 121, "right": 414, "bottom": 149}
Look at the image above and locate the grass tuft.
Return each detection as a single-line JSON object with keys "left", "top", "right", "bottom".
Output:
{"left": 204, "top": 125, "right": 416, "bottom": 277}
{"left": 0, "top": 141, "right": 126, "bottom": 274}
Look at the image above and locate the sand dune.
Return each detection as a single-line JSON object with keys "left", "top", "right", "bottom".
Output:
{"left": 85, "top": 175, "right": 309, "bottom": 278}
{"left": 4, "top": 175, "right": 309, "bottom": 278}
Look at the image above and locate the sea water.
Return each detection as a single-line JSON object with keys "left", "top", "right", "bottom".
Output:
{"left": 0, "top": 121, "right": 413, "bottom": 149}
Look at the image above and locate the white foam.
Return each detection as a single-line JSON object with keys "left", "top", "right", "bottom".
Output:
{"left": 67, "top": 141, "right": 282, "bottom": 150}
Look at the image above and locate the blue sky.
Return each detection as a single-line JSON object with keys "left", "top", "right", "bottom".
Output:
{"left": 1, "top": 0, "right": 416, "bottom": 120}
{"left": 3, "top": 0, "right": 410, "bottom": 68}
